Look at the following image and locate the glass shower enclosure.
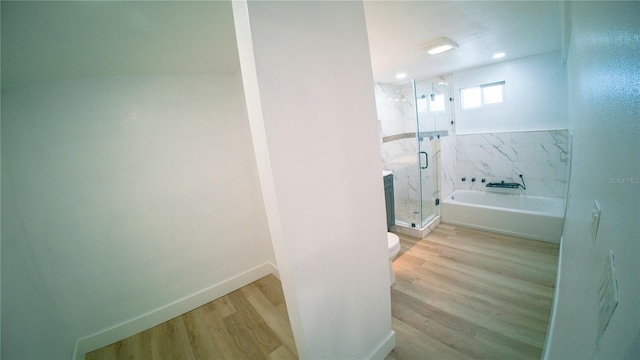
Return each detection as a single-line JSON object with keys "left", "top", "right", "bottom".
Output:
{"left": 376, "top": 78, "right": 453, "bottom": 229}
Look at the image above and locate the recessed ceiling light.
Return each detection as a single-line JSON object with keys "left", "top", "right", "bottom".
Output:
{"left": 395, "top": 73, "right": 407, "bottom": 80}
{"left": 419, "top": 37, "right": 459, "bottom": 55}
{"left": 492, "top": 52, "right": 506, "bottom": 59}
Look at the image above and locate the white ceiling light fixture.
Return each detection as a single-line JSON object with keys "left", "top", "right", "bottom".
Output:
{"left": 395, "top": 73, "right": 407, "bottom": 80}
{"left": 419, "top": 37, "right": 459, "bottom": 55}
{"left": 492, "top": 52, "right": 506, "bottom": 59}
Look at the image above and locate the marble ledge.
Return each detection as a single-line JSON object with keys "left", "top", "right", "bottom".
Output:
{"left": 382, "top": 130, "right": 450, "bottom": 144}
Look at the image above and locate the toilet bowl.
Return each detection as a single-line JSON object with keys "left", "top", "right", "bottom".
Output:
{"left": 387, "top": 233, "right": 401, "bottom": 285}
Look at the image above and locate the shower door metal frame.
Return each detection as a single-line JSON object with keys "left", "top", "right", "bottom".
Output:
{"left": 414, "top": 80, "right": 441, "bottom": 228}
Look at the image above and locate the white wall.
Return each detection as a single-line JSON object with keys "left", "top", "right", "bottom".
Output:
{"left": 1, "top": 73, "right": 274, "bottom": 358}
{"left": 545, "top": 2, "right": 640, "bottom": 359}
{"left": 454, "top": 51, "right": 568, "bottom": 134}
{"left": 234, "top": 1, "right": 394, "bottom": 358}
{"left": 2, "top": 161, "right": 77, "bottom": 358}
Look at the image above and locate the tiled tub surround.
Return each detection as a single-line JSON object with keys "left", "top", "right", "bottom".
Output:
{"left": 455, "top": 130, "right": 570, "bottom": 198}
{"left": 439, "top": 135, "right": 457, "bottom": 201}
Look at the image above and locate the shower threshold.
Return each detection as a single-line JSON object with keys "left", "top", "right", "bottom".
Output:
{"left": 392, "top": 215, "right": 440, "bottom": 239}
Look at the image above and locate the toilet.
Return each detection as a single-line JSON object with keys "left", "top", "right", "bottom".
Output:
{"left": 387, "top": 232, "right": 401, "bottom": 285}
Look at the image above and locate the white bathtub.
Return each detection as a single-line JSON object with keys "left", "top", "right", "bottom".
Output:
{"left": 441, "top": 190, "right": 564, "bottom": 243}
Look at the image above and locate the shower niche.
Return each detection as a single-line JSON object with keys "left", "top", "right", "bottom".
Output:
{"left": 375, "top": 77, "right": 455, "bottom": 233}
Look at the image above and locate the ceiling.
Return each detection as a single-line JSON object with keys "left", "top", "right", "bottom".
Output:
{"left": 1, "top": 1, "right": 239, "bottom": 91}
{"left": 364, "top": 1, "right": 564, "bottom": 83}
{"left": 1, "top": 1, "right": 563, "bottom": 91}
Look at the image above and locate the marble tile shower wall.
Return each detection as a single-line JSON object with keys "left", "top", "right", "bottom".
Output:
{"left": 381, "top": 139, "right": 441, "bottom": 211}
{"left": 375, "top": 82, "right": 421, "bottom": 206}
{"left": 375, "top": 82, "right": 415, "bottom": 140}
{"left": 455, "top": 130, "right": 570, "bottom": 198}
{"left": 383, "top": 138, "right": 419, "bottom": 204}
{"left": 439, "top": 135, "right": 457, "bottom": 200}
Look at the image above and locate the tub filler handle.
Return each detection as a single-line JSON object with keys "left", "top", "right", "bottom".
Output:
{"left": 486, "top": 174, "right": 527, "bottom": 190}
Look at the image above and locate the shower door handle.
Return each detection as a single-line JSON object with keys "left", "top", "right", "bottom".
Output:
{"left": 420, "top": 151, "right": 428, "bottom": 169}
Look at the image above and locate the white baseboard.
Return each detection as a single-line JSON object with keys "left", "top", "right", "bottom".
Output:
{"left": 270, "top": 266, "right": 281, "bottom": 281}
{"left": 542, "top": 236, "right": 563, "bottom": 359}
{"left": 367, "top": 330, "right": 396, "bottom": 360}
{"left": 73, "top": 262, "right": 278, "bottom": 360}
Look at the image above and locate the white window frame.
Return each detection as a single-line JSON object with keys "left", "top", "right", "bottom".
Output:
{"left": 460, "top": 81, "right": 505, "bottom": 110}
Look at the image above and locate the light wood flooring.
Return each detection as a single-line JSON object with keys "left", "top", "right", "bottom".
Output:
{"left": 86, "top": 224, "right": 559, "bottom": 360}
{"left": 85, "top": 274, "right": 298, "bottom": 360}
{"left": 386, "top": 224, "right": 559, "bottom": 360}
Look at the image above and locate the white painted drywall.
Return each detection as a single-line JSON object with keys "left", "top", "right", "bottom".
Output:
{"left": 545, "top": 2, "right": 640, "bottom": 358}
{"left": 2, "top": 160, "right": 77, "bottom": 358}
{"left": 1, "top": 73, "right": 274, "bottom": 357}
{"left": 234, "top": 1, "right": 393, "bottom": 358}
{"left": 454, "top": 52, "right": 568, "bottom": 134}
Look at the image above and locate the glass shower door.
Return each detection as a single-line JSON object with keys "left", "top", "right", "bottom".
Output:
{"left": 418, "top": 137, "right": 439, "bottom": 226}
{"left": 393, "top": 80, "right": 422, "bottom": 228}
{"left": 415, "top": 80, "right": 440, "bottom": 227}
{"left": 376, "top": 79, "right": 442, "bottom": 229}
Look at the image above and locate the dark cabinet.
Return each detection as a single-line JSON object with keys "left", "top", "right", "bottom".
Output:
{"left": 384, "top": 174, "right": 395, "bottom": 231}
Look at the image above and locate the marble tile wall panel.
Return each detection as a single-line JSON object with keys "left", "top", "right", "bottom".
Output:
{"left": 376, "top": 82, "right": 421, "bottom": 224}
{"left": 382, "top": 138, "right": 419, "bottom": 215}
{"left": 439, "top": 135, "right": 457, "bottom": 200}
{"left": 455, "top": 130, "right": 570, "bottom": 198}
{"left": 374, "top": 82, "right": 416, "bottom": 139}
{"left": 421, "top": 138, "right": 439, "bottom": 214}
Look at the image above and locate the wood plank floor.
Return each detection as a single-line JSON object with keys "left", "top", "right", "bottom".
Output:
{"left": 86, "top": 224, "right": 559, "bottom": 360}
{"left": 85, "top": 274, "right": 298, "bottom": 360}
{"left": 386, "top": 224, "right": 559, "bottom": 360}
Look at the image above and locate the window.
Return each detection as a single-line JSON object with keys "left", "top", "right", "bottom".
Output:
{"left": 430, "top": 94, "right": 445, "bottom": 112}
{"left": 460, "top": 81, "right": 505, "bottom": 109}
{"left": 417, "top": 94, "right": 445, "bottom": 113}
{"left": 461, "top": 87, "right": 482, "bottom": 108}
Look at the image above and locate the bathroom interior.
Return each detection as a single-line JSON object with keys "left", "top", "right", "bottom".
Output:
{"left": 377, "top": 57, "right": 570, "bottom": 242}
{"left": 2, "top": 1, "right": 639, "bottom": 360}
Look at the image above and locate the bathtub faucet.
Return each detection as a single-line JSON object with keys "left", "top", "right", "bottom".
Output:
{"left": 486, "top": 174, "right": 527, "bottom": 190}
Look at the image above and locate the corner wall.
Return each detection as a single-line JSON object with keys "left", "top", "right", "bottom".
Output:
{"left": 234, "top": 1, "right": 394, "bottom": 358}
{"left": 1, "top": 73, "right": 274, "bottom": 358}
{"left": 545, "top": 2, "right": 640, "bottom": 358}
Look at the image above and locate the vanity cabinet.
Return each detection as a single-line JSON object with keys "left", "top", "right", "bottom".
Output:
{"left": 384, "top": 173, "right": 395, "bottom": 231}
